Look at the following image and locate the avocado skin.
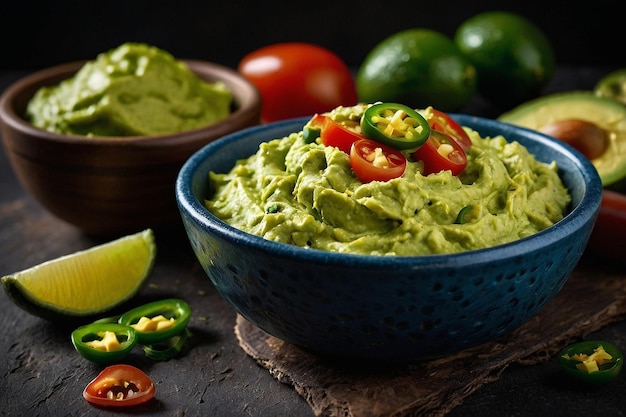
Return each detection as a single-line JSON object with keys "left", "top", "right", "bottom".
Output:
{"left": 498, "top": 91, "right": 626, "bottom": 190}
{"left": 455, "top": 11, "right": 555, "bottom": 110}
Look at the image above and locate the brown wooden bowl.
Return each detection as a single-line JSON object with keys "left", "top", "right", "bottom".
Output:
{"left": 0, "top": 60, "right": 261, "bottom": 236}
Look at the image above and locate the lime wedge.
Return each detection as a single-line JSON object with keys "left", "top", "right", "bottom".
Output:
{"left": 2, "top": 229, "right": 156, "bottom": 320}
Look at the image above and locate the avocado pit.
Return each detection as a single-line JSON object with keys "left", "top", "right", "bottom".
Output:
{"left": 540, "top": 119, "right": 608, "bottom": 160}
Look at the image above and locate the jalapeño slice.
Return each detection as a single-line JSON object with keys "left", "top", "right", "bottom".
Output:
{"left": 360, "top": 102, "right": 430, "bottom": 152}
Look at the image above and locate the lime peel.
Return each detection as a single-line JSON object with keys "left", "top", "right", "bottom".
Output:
{"left": 2, "top": 229, "right": 156, "bottom": 319}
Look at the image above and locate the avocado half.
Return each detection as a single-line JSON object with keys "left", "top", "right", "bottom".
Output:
{"left": 498, "top": 91, "right": 626, "bottom": 188}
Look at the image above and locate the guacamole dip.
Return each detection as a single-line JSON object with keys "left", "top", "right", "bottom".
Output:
{"left": 205, "top": 104, "right": 571, "bottom": 256}
{"left": 26, "top": 42, "right": 233, "bottom": 136}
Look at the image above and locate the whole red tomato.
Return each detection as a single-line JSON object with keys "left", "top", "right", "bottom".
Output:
{"left": 238, "top": 43, "right": 358, "bottom": 122}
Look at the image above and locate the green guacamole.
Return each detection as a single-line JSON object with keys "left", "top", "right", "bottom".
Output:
{"left": 26, "top": 43, "right": 233, "bottom": 136}
{"left": 205, "top": 104, "right": 571, "bottom": 256}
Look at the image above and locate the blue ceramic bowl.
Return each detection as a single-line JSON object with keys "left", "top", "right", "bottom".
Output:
{"left": 176, "top": 115, "right": 602, "bottom": 361}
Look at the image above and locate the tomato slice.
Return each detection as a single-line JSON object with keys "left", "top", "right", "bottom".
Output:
{"left": 321, "top": 117, "right": 366, "bottom": 154}
{"left": 428, "top": 108, "right": 472, "bottom": 152}
{"left": 83, "top": 364, "right": 155, "bottom": 407}
{"left": 349, "top": 138, "right": 407, "bottom": 183}
{"left": 414, "top": 130, "right": 468, "bottom": 176}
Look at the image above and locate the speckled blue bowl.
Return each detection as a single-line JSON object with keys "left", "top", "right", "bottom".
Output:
{"left": 176, "top": 115, "right": 602, "bottom": 361}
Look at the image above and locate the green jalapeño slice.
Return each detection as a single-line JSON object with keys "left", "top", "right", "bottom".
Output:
{"left": 118, "top": 298, "right": 192, "bottom": 345}
{"left": 559, "top": 340, "right": 623, "bottom": 385}
{"left": 71, "top": 322, "right": 138, "bottom": 364}
{"left": 360, "top": 102, "right": 431, "bottom": 152}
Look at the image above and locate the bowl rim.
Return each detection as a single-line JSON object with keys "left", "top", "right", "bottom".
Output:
{"left": 0, "top": 59, "right": 261, "bottom": 146}
{"left": 176, "top": 115, "right": 603, "bottom": 269}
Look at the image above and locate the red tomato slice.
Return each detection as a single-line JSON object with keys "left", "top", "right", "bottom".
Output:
{"left": 238, "top": 43, "right": 358, "bottom": 122}
{"left": 414, "top": 130, "right": 467, "bottom": 176}
{"left": 83, "top": 364, "right": 155, "bottom": 407}
{"left": 321, "top": 117, "right": 366, "bottom": 154}
{"left": 350, "top": 138, "right": 407, "bottom": 183}
{"left": 428, "top": 108, "right": 472, "bottom": 152}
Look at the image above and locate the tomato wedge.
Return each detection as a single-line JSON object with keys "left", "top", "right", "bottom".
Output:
{"left": 83, "top": 364, "right": 155, "bottom": 407}
{"left": 350, "top": 138, "right": 407, "bottom": 183}
{"left": 321, "top": 117, "right": 365, "bottom": 154}
{"left": 428, "top": 108, "right": 472, "bottom": 152}
{"left": 414, "top": 130, "right": 468, "bottom": 176}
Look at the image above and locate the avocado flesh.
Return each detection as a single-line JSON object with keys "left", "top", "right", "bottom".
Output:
{"left": 498, "top": 91, "right": 626, "bottom": 188}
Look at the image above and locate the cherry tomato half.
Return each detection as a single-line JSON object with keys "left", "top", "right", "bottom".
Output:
{"left": 238, "top": 43, "right": 358, "bottom": 122}
{"left": 428, "top": 108, "right": 472, "bottom": 152}
{"left": 414, "top": 130, "right": 468, "bottom": 176}
{"left": 83, "top": 364, "right": 155, "bottom": 407}
{"left": 350, "top": 138, "right": 407, "bottom": 183}
{"left": 321, "top": 117, "right": 365, "bottom": 154}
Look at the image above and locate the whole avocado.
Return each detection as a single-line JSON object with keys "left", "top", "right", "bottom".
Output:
{"left": 356, "top": 29, "right": 477, "bottom": 112}
{"left": 455, "top": 11, "right": 555, "bottom": 110}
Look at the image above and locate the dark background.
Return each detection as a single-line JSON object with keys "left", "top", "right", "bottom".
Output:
{"left": 2, "top": 0, "right": 622, "bottom": 71}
